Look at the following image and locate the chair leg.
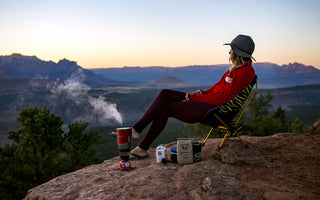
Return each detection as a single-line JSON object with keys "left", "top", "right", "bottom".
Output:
{"left": 217, "top": 131, "right": 230, "bottom": 151}
{"left": 234, "top": 131, "right": 249, "bottom": 148}
{"left": 202, "top": 128, "right": 214, "bottom": 146}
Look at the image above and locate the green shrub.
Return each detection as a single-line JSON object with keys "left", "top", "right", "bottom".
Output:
{"left": 0, "top": 107, "right": 102, "bottom": 200}
{"left": 291, "top": 117, "right": 305, "bottom": 134}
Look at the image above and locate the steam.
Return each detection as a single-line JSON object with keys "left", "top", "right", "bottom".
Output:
{"left": 51, "top": 69, "right": 89, "bottom": 104}
{"left": 58, "top": 71, "right": 90, "bottom": 97}
{"left": 49, "top": 69, "right": 123, "bottom": 125}
{"left": 89, "top": 96, "right": 122, "bottom": 124}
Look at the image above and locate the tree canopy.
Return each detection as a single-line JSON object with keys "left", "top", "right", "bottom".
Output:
{"left": 0, "top": 107, "right": 102, "bottom": 200}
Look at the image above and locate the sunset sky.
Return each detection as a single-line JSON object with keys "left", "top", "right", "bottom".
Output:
{"left": 1, "top": 0, "right": 319, "bottom": 69}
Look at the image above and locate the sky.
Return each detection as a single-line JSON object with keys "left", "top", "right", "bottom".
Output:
{"left": 0, "top": 0, "right": 319, "bottom": 69}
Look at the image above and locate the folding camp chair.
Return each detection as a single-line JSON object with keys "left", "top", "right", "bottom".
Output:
{"left": 200, "top": 75, "right": 258, "bottom": 151}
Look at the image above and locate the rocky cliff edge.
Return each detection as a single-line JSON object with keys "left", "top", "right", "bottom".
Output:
{"left": 25, "top": 132, "right": 320, "bottom": 200}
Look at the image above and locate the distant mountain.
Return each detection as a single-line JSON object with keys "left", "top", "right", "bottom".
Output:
{"left": 265, "top": 84, "right": 320, "bottom": 108}
{"left": 1, "top": 54, "right": 319, "bottom": 88}
{"left": 152, "top": 76, "right": 185, "bottom": 84}
{"left": 0, "top": 54, "right": 120, "bottom": 87}
{"left": 141, "top": 76, "right": 192, "bottom": 88}
{"left": 92, "top": 65, "right": 228, "bottom": 85}
{"left": 279, "top": 62, "right": 319, "bottom": 74}
{"left": 253, "top": 62, "right": 320, "bottom": 88}
{"left": 0, "top": 68, "right": 7, "bottom": 78}
{"left": 92, "top": 62, "right": 320, "bottom": 88}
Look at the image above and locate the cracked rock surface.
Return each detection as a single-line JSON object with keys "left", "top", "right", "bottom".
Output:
{"left": 25, "top": 133, "right": 320, "bottom": 200}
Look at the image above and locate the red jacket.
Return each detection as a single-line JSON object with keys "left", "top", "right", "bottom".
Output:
{"left": 189, "top": 62, "right": 255, "bottom": 106}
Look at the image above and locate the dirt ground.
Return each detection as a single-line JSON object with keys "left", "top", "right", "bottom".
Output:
{"left": 25, "top": 133, "right": 320, "bottom": 200}
{"left": 238, "top": 133, "right": 320, "bottom": 200}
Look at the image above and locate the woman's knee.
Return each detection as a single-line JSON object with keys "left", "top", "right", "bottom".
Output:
{"left": 159, "top": 89, "right": 173, "bottom": 96}
{"left": 159, "top": 89, "right": 185, "bottom": 99}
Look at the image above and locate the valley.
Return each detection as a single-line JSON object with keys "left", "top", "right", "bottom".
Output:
{"left": 1, "top": 54, "right": 320, "bottom": 150}
{"left": 0, "top": 79, "right": 319, "bottom": 148}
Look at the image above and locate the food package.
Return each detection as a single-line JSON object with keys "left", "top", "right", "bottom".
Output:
{"left": 177, "top": 138, "right": 193, "bottom": 164}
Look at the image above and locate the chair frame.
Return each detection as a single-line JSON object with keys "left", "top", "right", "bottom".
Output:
{"left": 202, "top": 76, "right": 258, "bottom": 151}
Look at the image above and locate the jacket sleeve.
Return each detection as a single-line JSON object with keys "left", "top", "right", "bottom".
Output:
{"left": 188, "top": 88, "right": 228, "bottom": 106}
{"left": 189, "top": 65, "right": 255, "bottom": 106}
{"left": 188, "top": 72, "right": 229, "bottom": 106}
{"left": 199, "top": 72, "right": 227, "bottom": 95}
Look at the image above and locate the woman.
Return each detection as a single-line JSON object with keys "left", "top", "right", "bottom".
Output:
{"left": 130, "top": 34, "right": 256, "bottom": 159}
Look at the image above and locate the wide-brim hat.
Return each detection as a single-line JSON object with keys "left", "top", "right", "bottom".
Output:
{"left": 224, "top": 34, "right": 256, "bottom": 61}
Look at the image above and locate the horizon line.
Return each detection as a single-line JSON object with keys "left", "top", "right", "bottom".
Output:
{"left": 1, "top": 53, "right": 320, "bottom": 70}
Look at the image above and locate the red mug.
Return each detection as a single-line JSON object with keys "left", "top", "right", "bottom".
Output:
{"left": 117, "top": 127, "right": 132, "bottom": 164}
{"left": 117, "top": 127, "right": 132, "bottom": 150}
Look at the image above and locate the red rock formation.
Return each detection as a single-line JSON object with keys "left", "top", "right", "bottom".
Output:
{"left": 25, "top": 133, "right": 320, "bottom": 200}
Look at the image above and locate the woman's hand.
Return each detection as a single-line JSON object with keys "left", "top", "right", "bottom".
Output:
{"left": 183, "top": 91, "right": 199, "bottom": 102}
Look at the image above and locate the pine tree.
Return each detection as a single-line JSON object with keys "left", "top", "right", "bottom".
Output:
{"left": 246, "top": 91, "right": 273, "bottom": 123}
{"left": 272, "top": 106, "right": 288, "bottom": 132}
{"left": 65, "top": 121, "right": 101, "bottom": 171}
{"left": 291, "top": 117, "right": 305, "bottom": 134}
{"left": 0, "top": 107, "right": 102, "bottom": 199}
